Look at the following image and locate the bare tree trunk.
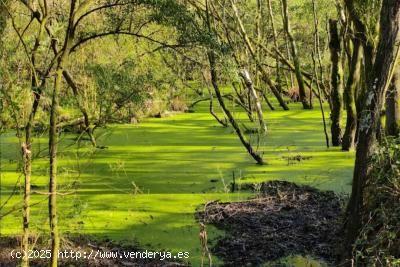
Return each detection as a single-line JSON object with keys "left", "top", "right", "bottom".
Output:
{"left": 231, "top": 82, "right": 254, "bottom": 121}
{"left": 21, "top": 81, "right": 44, "bottom": 267}
{"left": 205, "top": 0, "right": 264, "bottom": 164}
{"left": 342, "top": 43, "right": 362, "bottom": 151}
{"left": 228, "top": 0, "right": 289, "bottom": 111}
{"left": 281, "top": 0, "right": 311, "bottom": 109}
{"left": 310, "top": 2, "right": 329, "bottom": 148}
{"left": 345, "top": 0, "right": 376, "bottom": 117}
{"left": 342, "top": 40, "right": 362, "bottom": 151}
{"left": 49, "top": 68, "right": 61, "bottom": 267}
{"left": 386, "top": 66, "right": 400, "bottom": 136}
{"left": 62, "top": 70, "right": 97, "bottom": 146}
{"left": 0, "top": 0, "right": 8, "bottom": 51}
{"left": 312, "top": 52, "right": 330, "bottom": 148}
{"left": 0, "top": 3, "right": 36, "bottom": 267}
{"left": 344, "top": 0, "right": 400, "bottom": 260}
{"left": 48, "top": 2, "right": 76, "bottom": 265}
{"left": 267, "top": 0, "right": 282, "bottom": 90}
{"left": 256, "top": 87, "right": 275, "bottom": 111}
{"left": 239, "top": 69, "right": 267, "bottom": 134}
{"left": 328, "top": 19, "right": 344, "bottom": 146}
{"left": 48, "top": 54, "right": 70, "bottom": 267}
{"left": 207, "top": 87, "right": 228, "bottom": 127}
{"left": 279, "top": 2, "right": 294, "bottom": 91}
{"left": 208, "top": 52, "right": 264, "bottom": 165}
{"left": 20, "top": 6, "right": 48, "bottom": 266}
{"left": 311, "top": 0, "right": 331, "bottom": 108}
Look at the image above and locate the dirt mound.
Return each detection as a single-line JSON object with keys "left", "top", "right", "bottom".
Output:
{"left": 198, "top": 181, "right": 344, "bottom": 266}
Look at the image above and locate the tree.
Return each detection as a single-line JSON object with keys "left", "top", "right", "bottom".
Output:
{"left": 328, "top": 19, "right": 343, "bottom": 147}
{"left": 227, "top": 0, "right": 289, "bottom": 111}
{"left": 386, "top": 66, "right": 400, "bottom": 136}
{"left": 344, "top": 0, "right": 400, "bottom": 259}
{"left": 342, "top": 36, "right": 361, "bottom": 151}
{"left": 239, "top": 69, "right": 268, "bottom": 134}
{"left": 266, "top": 0, "right": 282, "bottom": 90}
{"left": 281, "top": 0, "right": 311, "bottom": 109}
{"left": 205, "top": 0, "right": 264, "bottom": 165}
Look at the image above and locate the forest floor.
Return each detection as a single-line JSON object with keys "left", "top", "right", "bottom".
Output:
{"left": 0, "top": 102, "right": 355, "bottom": 266}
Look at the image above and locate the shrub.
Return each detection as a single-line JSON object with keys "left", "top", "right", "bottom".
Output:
{"left": 169, "top": 97, "right": 188, "bottom": 112}
{"left": 354, "top": 137, "right": 400, "bottom": 266}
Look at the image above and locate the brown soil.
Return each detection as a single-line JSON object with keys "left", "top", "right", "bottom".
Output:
{"left": 198, "top": 181, "right": 344, "bottom": 266}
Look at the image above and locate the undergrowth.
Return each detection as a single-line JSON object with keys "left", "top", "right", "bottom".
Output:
{"left": 355, "top": 137, "right": 400, "bottom": 266}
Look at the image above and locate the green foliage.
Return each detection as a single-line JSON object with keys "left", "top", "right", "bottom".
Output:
{"left": 353, "top": 0, "right": 382, "bottom": 43}
{"left": 141, "top": 0, "right": 208, "bottom": 44}
{"left": 355, "top": 137, "right": 400, "bottom": 266}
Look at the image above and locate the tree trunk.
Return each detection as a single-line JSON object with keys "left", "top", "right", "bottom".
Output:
{"left": 328, "top": 19, "right": 344, "bottom": 146}
{"left": 207, "top": 87, "right": 228, "bottom": 127}
{"left": 208, "top": 51, "right": 264, "bottom": 165}
{"left": 281, "top": 0, "right": 311, "bottom": 109}
{"left": 0, "top": 0, "right": 8, "bottom": 51}
{"left": 310, "top": 0, "right": 329, "bottom": 148}
{"left": 342, "top": 40, "right": 362, "bottom": 151}
{"left": 229, "top": 0, "right": 289, "bottom": 111}
{"left": 48, "top": 2, "right": 76, "bottom": 265}
{"left": 345, "top": 0, "right": 376, "bottom": 118}
{"left": 386, "top": 66, "right": 400, "bottom": 136}
{"left": 239, "top": 69, "right": 267, "bottom": 134}
{"left": 267, "top": 0, "right": 282, "bottom": 89}
{"left": 63, "top": 70, "right": 97, "bottom": 146}
{"left": 231, "top": 82, "right": 254, "bottom": 121}
{"left": 344, "top": 0, "right": 400, "bottom": 260}
{"left": 205, "top": 0, "right": 263, "bottom": 164}
{"left": 312, "top": 52, "right": 330, "bottom": 148}
{"left": 21, "top": 83, "right": 44, "bottom": 267}
{"left": 20, "top": 8, "right": 48, "bottom": 266}
{"left": 256, "top": 87, "right": 275, "bottom": 111}
{"left": 48, "top": 67, "right": 62, "bottom": 267}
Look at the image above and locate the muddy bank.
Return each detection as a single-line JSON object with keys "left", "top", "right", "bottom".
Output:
{"left": 198, "top": 181, "right": 344, "bottom": 266}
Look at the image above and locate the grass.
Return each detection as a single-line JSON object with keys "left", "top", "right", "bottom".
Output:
{"left": 0, "top": 101, "right": 355, "bottom": 265}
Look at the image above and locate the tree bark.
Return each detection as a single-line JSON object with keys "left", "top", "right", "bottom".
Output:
{"left": 207, "top": 87, "right": 228, "bottom": 127}
{"left": 49, "top": 68, "right": 61, "bottom": 267}
{"left": 48, "top": 1, "right": 77, "bottom": 265}
{"left": 205, "top": 0, "right": 264, "bottom": 164}
{"left": 328, "top": 19, "right": 344, "bottom": 146}
{"left": 342, "top": 39, "right": 362, "bottom": 151}
{"left": 21, "top": 6, "right": 48, "bottom": 267}
{"left": 208, "top": 51, "right": 264, "bottom": 165}
{"left": 239, "top": 69, "right": 267, "bottom": 134}
{"left": 312, "top": 51, "right": 330, "bottom": 148}
{"left": 267, "top": 0, "right": 282, "bottom": 90}
{"left": 228, "top": 0, "right": 289, "bottom": 111}
{"left": 0, "top": 0, "right": 8, "bottom": 51}
{"left": 281, "top": 0, "right": 311, "bottom": 109}
{"left": 345, "top": 0, "right": 377, "bottom": 116}
{"left": 62, "top": 70, "right": 97, "bottom": 146}
{"left": 386, "top": 66, "right": 400, "bottom": 136}
{"left": 256, "top": 86, "right": 275, "bottom": 111}
{"left": 344, "top": 0, "right": 400, "bottom": 260}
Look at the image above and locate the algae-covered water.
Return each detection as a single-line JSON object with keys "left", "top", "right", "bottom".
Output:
{"left": 0, "top": 102, "right": 354, "bottom": 265}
